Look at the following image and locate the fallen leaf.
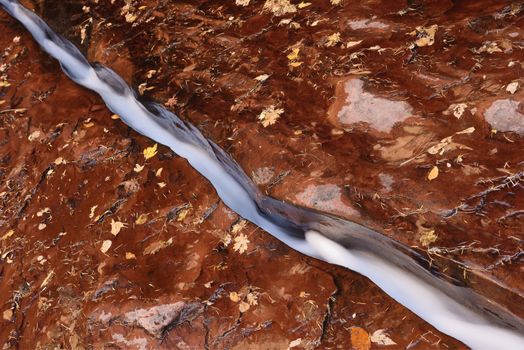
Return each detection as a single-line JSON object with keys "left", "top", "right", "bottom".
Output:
{"left": 456, "top": 127, "right": 475, "bottom": 135}
{"left": 235, "top": 0, "right": 251, "bottom": 6}
{"left": 446, "top": 103, "right": 468, "bottom": 119}
{"left": 232, "top": 220, "right": 248, "bottom": 233}
{"left": 325, "top": 32, "right": 341, "bottom": 47}
{"left": 143, "top": 144, "right": 158, "bottom": 160}
{"left": 370, "top": 329, "right": 396, "bottom": 346}
{"left": 289, "top": 338, "right": 302, "bottom": 348}
{"left": 506, "top": 81, "right": 519, "bottom": 94}
{"left": 177, "top": 209, "right": 190, "bottom": 222}
{"left": 419, "top": 229, "right": 437, "bottom": 246}
{"left": 233, "top": 234, "right": 250, "bottom": 254}
{"left": 427, "top": 166, "right": 439, "bottom": 181}
{"left": 134, "top": 163, "right": 145, "bottom": 173}
{"left": 38, "top": 223, "right": 47, "bottom": 231}
{"left": 346, "top": 40, "right": 363, "bottom": 48}
{"left": 40, "top": 270, "right": 54, "bottom": 288}
{"left": 157, "top": 182, "right": 167, "bottom": 188}
{"left": 146, "top": 69, "right": 157, "bottom": 78}
{"left": 247, "top": 292, "right": 258, "bottom": 306}
{"left": 143, "top": 238, "right": 173, "bottom": 255}
{"left": 135, "top": 213, "right": 148, "bottom": 225}
{"left": 89, "top": 205, "right": 98, "bottom": 219}
{"left": 351, "top": 327, "right": 371, "bottom": 350}
{"left": 412, "top": 25, "right": 438, "bottom": 47}
{"left": 100, "top": 240, "right": 112, "bottom": 253}
{"left": 258, "top": 105, "right": 284, "bottom": 127}
{"left": 289, "top": 61, "right": 303, "bottom": 67}
{"left": 3, "top": 309, "right": 13, "bottom": 321}
{"left": 263, "top": 0, "right": 297, "bottom": 16}
{"left": 28, "top": 130, "right": 41, "bottom": 141}
{"left": 297, "top": 2, "right": 311, "bottom": 8}
{"left": 239, "top": 301, "right": 251, "bottom": 312}
{"left": 165, "top": 96, "right": 178, "bottom": 108}
{"left": 111, "top": 114, "right": 120, "bottom": 119}
{"left": 255, "top": 74, "right": 270, "bottom": 82}
{"left": 1, "top": 230, "right": 14, "bottom": 240}
{"left": 125, "top": 12, "right": 137, "bottom": 23}
{"left": 287, "top": 48, "right": 300, "bottom": 61}
{"left": 0, "top": 81, "right": 11, "bottom": 87}
{"left": 155, "top": 168, "right": 163, "bottom": 177}
{"left": 110, "top": 219, "right": 126, "bottom": 236}
{"left": 229, "top": 291, "right": 240, "bottom": 302}
{"left": 476, "top": 41, "right": 502, "bottom": 54}
{"left": 125, "top": 252, "right": 136, "bottom": 260}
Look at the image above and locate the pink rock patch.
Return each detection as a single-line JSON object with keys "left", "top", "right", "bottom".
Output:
{"left": 331, "top": 79, "right": 413, "bottom": 132}
{"left": 484, "top": 99, "right": 524, "bottom": 135}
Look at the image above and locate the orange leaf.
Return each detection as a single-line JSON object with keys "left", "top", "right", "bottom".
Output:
{"left": 351, "top": 327, "right": 371, "bottom": 350}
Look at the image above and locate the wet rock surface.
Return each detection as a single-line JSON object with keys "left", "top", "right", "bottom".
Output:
{"left": 1, "top": 0, "right": 523, "bottom": 348}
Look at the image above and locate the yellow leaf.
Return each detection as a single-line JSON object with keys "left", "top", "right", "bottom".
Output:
{"left": 157, "top": 182, "right": 167, "bottom": 188}
{"left": 325, "top": 32, "right": 341, "bottom": 47}
{"left": 100, "top": 240, "right": 112, "bottom": 253}
{"left": 111, "top": 114, "right": 120, "bottom": 120}
{"left": 89, "top": 205, "right": 98, "bottom": 220}
{"left": 298, "top": 2, "right": 311, "bottom": 8}
{"left": 239, "top": 301, "right": 251, "bottom": 312}
{"left": 427, "top": 166, "right": 439, "bottom": 181}
{"left": 289, "top": 61, "right": 303, "bottom": 67}
{"left": 0, "top": 81, "right": 11, "bottom": 87}
{"left": 125, "top": 13, "right": 137, "bottom": 23}
{"left": 135, "top": 213, "right": 148, "bottom": 225}
{"left": 0, "top": 100, "right": 5, "bottom": 105}
{"left": 155, "top": 168, "right": 163, "bottom": 177}
{"left": 413, "top": 25, "right": 438, "bottom": 47}
{"left": 419, "top": 230, "right": 437, "bottom": 247}
{"left": 287, "top": 48, "right": 300, "bottom": 61}
{"left": 177, "top": 209, "right": 190, "bottom": 221}
{"left": 125, "top": 252, "right": 136, "bottom": 260}
{"left": 143, "top": 143, "right": 158, "bottom": 160}
{"left": 229, "top": 291, "right": 240, "bottom": 302}
{"left": 1, "top": 230, "right": 14, "bottom": 240}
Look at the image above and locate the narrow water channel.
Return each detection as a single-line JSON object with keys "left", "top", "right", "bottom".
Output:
{"left": 1, "top": 1, "right": 523, "bottom": 348}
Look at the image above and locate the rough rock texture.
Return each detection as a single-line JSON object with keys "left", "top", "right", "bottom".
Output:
{"left": 1, "top": 0, "right": 523, "bottom": 349}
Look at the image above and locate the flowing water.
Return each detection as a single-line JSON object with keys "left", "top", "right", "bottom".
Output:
{"left": 1, "top": 1, "right": 524, "bottom": 348}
